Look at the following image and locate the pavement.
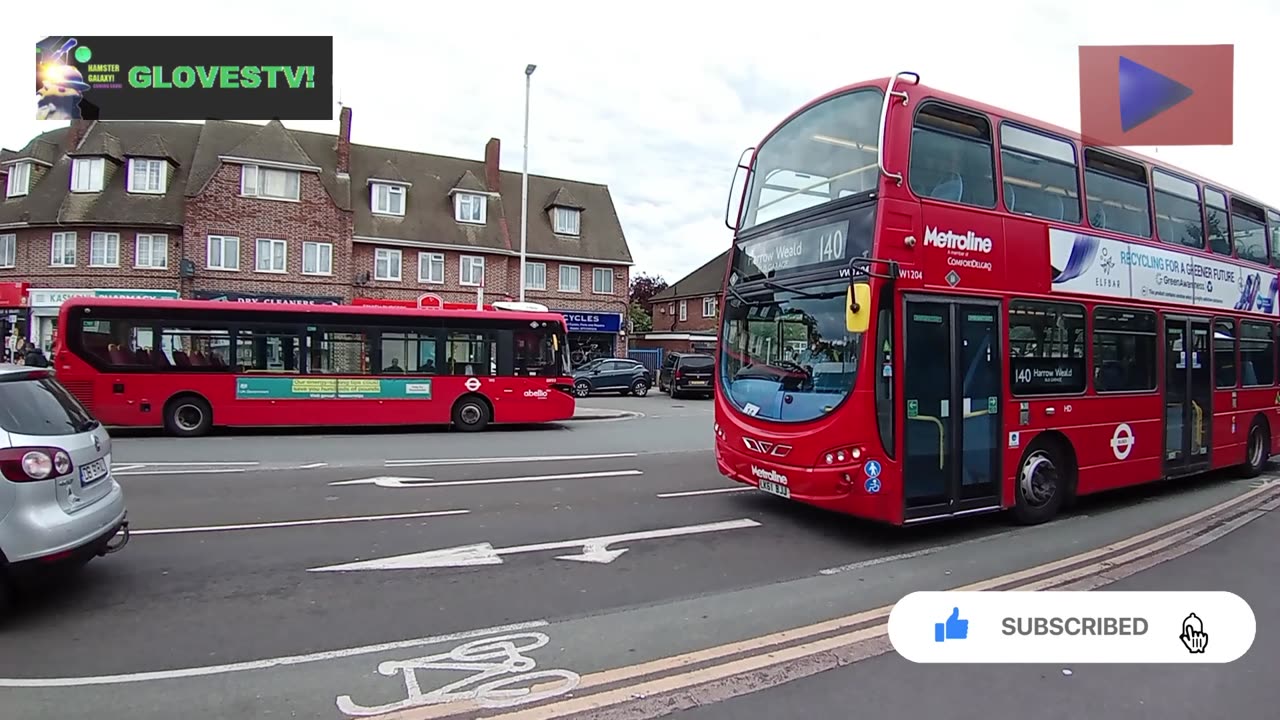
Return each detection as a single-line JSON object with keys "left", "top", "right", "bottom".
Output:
{"left": 0, "top": 389, "right": 1276, "bottom": 719}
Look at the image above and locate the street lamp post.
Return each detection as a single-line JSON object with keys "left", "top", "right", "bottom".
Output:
{"left": 519, "top": 63, "right": 536, "bottom": 303}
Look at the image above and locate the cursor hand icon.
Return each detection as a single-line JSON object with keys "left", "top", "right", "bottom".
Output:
{"left": 1180, "top": 613, "right": 1208, "bottom": 654}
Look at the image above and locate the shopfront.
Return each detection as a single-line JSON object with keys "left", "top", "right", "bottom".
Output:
{"left": 27, "top": 288, "right": 180, "bottom": 353}
{"left": 554, "top": 310, "right": 625, "bottom": 366}
{"left": 194, "top": 290, "right": 343, "bottom": 306}
{"left": 0, "top": 282, "right": 28, "bottom": 362}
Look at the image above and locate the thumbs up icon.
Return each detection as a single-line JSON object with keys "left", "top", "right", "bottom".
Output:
{"left": 934, "top": 607, "right": 969, "bottom": 642}
{"left": 1181, "top": 613, "right": 1209, "bottom": 654}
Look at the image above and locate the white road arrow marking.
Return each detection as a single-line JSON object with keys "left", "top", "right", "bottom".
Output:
{"left": 307, "top": 518, "right": 762, "bottom": 572}
{"left": 327, "top": 470, "right": 642, "bottom": 489}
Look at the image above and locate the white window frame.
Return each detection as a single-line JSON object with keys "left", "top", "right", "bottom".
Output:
{"left": 460, "top": 255, "right": 485, "bottom": 286}
{"left": 703, "top": 296, "right": 717, "bottom": 318}
{"left": 303, "top": 241, "right": 332, "bottom": 276}
{"left": 375, "top": 248, "right": 402, "bottom": 281}
{"left": 70, "top": 157, "right": 105, "bottom": 193}
{"left": 51, "top": 232, "right": 76, "bottom": 267}
{"left": 418, "top": 252, "right": 444, "bottom": 284}
{"left": 679, "top": 300, "right": 688, "bottom": 321}
{"left": 5, "top": 162, "right": 31, "bottom": 198}
{"left": 0, "top": 234, "right": 15, "bottom": 268}
{"left": 455, "top": 193, "right": 487, "bottom": 224}
{"left": 553, "top": 207, "right": 581, "bottom": 235}
{"left": 240, "top": 165, "right": 301, "bottom": 202}
{"left": 558, "top": 264, "right": 581, "bottom": 293}
{"left": 207, "top": 235, "right": 240, "bottom": 271}
{"left": 89, "top": 232, "right": 120, "bottom": 267}
{"left": 525, "top": 261, "right": 547, "bottom": 291}
{"left": 127, "top": 158, "right": 167, "bottom": 194}
{"left": 593, "top": 267, "right": 614, "bottom": 294}
{"left": 373, "top": 183, "right": 406, "bottom": 216}
{"left": 135, "top": 233, "right": 169, "bottom": 269}
{"left": 255, "top": 238, "right": 288, "bottom": 273}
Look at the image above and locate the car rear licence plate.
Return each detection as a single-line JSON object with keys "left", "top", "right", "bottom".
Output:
{"left": 689, "top": 380, "right": 708, "bottom": 386}
{"left": 80, "top": 458, "right": 109, "bottom": 487}
{"left": 758, "top": 479, "right": 790, "bottom": 498}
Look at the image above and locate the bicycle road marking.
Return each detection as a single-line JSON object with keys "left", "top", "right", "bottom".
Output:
{"left": 336, "top": 631, "right": 580, "bottom": 716}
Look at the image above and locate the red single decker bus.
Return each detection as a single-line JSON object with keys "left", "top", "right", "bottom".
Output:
{"left": 52, "top": 297, "right": 575, "bottom": 436}
{"left": 715, "top": 72, "right": 1280, "bottom": 526}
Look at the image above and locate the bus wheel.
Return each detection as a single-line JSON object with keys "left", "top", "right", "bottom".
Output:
{"left": 1013, "top": 440, "right": 1066, "bottom": 525}
{"left": 1239, "top": 419, "right": 1270, "bottom": 478}
{"left": 164, "top": 395, "right": 212, "bottom": 437}
{"left": 452, "top": 395, "right": 491, "bottom": 432}
{"left": 573, "top": 380, "right": 591, "bottom": 398}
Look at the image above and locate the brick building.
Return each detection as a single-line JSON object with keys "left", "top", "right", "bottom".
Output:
{"left": 0, "top": 112, "right": 633, "bottom": 361}
{"left": 636, "top": 249, "right": 728, "bottom": 354}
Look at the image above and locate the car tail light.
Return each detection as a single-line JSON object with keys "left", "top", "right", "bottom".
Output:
{"left": 822, "top": 446, "right": 865, "bottom": 465}
{"left": 674, "top": 369, "right": 683, "bottom": 380}
{"left": 0, "top": 447, "right": 74, "bottom": 482}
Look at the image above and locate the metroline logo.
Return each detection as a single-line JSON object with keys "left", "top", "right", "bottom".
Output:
{"left": 751, "top": 465, "right": 789, "bottom": 485}
{"left": 923, "top": 227, "right": 993, "bottom": 253}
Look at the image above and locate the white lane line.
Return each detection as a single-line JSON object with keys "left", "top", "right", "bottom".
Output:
{"left": 817, "top": 515, "right": 1089, "bottom": 575}
{"left": 109, "top": 464, "right": 145, "bottom": 472}
{"left": 0, "top": 620, "right": 547, "bottom": 688}
{"left": 385, "top": 452, "right": 638, "bottom": 467}
{"left": 296, "top": 462, "right": 329, "bottom": 469}
{"left": 115, "top": 461, "right": 261, "bottom": 466}
{"left": 330, "top": 470, "right": 643, "bottom": 488}
{"left": 131, "top": 509, "right": 470, "bottom": 535}
{"left": 115, "top": 469, "right": 247, "bottom": 477}
{"left": 657, "top": 487, "right": 754, "bottom": 498}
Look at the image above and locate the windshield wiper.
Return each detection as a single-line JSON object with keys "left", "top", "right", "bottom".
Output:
{"left": 726, "top": 284, "right": 771, "bottom": 308}
{"left": 762, "top": 280, "right": 843, "bottom": 300}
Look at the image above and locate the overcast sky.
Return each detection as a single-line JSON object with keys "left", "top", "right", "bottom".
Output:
{"left": 3, "top": 1, "right": 1274, "bottom": 284}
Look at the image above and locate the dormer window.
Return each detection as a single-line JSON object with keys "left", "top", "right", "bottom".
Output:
{"left": 128, "top": 158, "right": 167, "bottom": 194}
{"left": 71, "top": 157, "right": 105, "bottom": 193}
{"left": 241, "top": 164, "right": 300, "bottom": 201}
{"left": 5, "top": 162, "right": 31, "bottom": 198}
{"left": 553, "top": 207, "right": 581, "bottom": 235}
{"left": 373, "top": 183, "right": 406, "bottom": 216}
{"left": 455, "top": 193, "right": 487, "bottom": 224}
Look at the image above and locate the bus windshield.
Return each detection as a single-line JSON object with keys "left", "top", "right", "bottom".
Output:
{"left": 741, "top": 88, "right": 883, "bottom": 230}
{"left": 719, "top": 280, "right": 862, "bottom": 422}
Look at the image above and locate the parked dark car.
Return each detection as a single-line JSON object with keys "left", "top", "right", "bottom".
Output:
{"left": 572, "top": 358, "right": 652, "bottom": 398}
{"left": 658, "top": 353, "right": 715, "bottom": 398}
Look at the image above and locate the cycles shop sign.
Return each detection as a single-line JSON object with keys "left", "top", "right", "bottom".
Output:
{"left": 556, "top": 311, "right": 623, "bottom": 333}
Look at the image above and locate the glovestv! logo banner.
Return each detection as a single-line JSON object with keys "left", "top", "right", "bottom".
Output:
{"left": 36, "top": 35, "right": 333, "bottom": 121}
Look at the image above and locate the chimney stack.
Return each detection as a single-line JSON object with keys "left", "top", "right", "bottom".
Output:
{"left": 64, "top": 120, "right": 92, "bottom": 152}
{"left": 484, "top": 138, "right": 501, "bottom": 191}
{"left": 336, "top": 106, "right": 352, "bottom": 174}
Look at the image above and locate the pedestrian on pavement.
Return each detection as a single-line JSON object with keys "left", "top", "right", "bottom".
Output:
{"left": 23, "top": 342, "right": 50, "bottom": 368}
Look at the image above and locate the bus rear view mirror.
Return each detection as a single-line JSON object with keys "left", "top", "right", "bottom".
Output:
{"left": 846, "top": 284, "right": 871, "bottom": 333}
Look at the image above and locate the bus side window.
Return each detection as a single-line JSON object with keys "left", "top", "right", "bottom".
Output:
{"left": 1083, "top": 149, "right": 1151, "bottom": 239}
{"left": 1239, "top": 321, "right": 1274, "bottom": 387}
{"left": 1230, "top": 197, "right": 1268, "bottom": 265}
{"left": 998, "top": 124, "right": 1081, "bottom": 224}
{"left": 1213, "top": 319, "right": 1237, "bottom": 388}
{"left": 307, "top": 328, "right": 371, "bottom": 375}
{"left": 1092, "top": 308, "right": 1157, "bottom": 392}
{"left": 1151, "top": 169, "right": 1204, "bottom": 249}
{"left": 445, "top": 330, "right": 496, "bottom": 376}
{"left": 908, "top": 103, "right": 996, "bottom": 209}
{"left": 1268, "top": 209, "right": 1280, "bottom": 269}
{"left": 874, "top": 305, "right": 894, "bottom": 459}
{"left": 381, "top": 330, "right": 439, "bottom": 375}
{"left": 159, "top": 325, "right": 232, "bottom": 371}
{"left": 1205, "top": 188, "right": 1231, "bottom": 256}
{"left": 1008, "top": 300, "right": 1087, "bottom": 396}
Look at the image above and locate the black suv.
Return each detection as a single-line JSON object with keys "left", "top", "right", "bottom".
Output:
{"left": 572, "top": 358, "right": 652, "bottom": 397}
{"left": 658, "top": 353, "right": 715, "bottom": 399}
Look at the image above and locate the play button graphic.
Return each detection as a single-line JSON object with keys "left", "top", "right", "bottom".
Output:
{"left": 1118, "top": 56, "right": 1194, "bottom": 133}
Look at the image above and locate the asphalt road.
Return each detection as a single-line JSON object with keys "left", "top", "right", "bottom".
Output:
{"left": 675, "top": 507, "right": 1280, "bottom": 720}
{"left": 0, "top": 393, "right": 1274, "bottom": 719}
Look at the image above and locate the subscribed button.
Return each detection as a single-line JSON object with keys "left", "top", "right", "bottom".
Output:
{"left": 888, "top": 591, "right": 1255, "bottom": 663}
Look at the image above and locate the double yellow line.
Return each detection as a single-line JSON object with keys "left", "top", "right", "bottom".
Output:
{"left": 372, "top": 479, "right": 1279, "bottom": 720}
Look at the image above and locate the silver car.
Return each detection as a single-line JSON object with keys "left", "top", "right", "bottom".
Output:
{"left": 0, "top": 364, "right": 128, "bottom": 619}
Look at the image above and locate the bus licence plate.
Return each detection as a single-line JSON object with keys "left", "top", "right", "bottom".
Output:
{"left": 758, "top": 479, "right": 790, "bottom": 498}
{"left": 80, "top": 458, "right": 109, "bottom": 487}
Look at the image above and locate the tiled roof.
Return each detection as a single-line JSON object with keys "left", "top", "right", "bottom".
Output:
{"left": 650, "top": 249, "right": 730, "bottom": 302}
{"left": 0, "top": 116, "right": 632, "bottom": 264}
{"left": 68, "top": 131, "right": 124, "bottom": 162}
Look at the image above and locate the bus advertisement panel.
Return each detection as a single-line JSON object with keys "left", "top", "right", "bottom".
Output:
{"left": 714, "top": 74, "right": 1280, "bottom": 527}
{"left": 53, "top": 297, "right": 575, "bottom": 436}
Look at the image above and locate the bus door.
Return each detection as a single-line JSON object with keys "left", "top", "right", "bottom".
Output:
{"left": 900, "top": 295, "right": 1003, "bottom": 522}
{"left": 1163, "top": 315, "right": 1212, "bottom": 476}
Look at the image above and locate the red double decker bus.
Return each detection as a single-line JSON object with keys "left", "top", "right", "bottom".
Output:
{"left": 715, "top": 72, "right": 1280, "bottom": 526}
{"left": 53, "top": 297, "right": 575, "bottom": 436}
